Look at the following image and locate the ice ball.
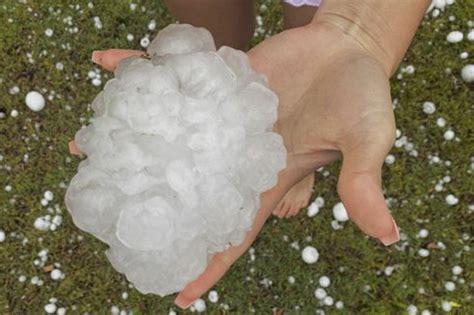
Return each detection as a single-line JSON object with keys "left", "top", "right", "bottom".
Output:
{"left": 25, "top": 91, "right": 45, "bottom": 112}
{"left": 65, "top": 24, "right": 286, "bottom": 297}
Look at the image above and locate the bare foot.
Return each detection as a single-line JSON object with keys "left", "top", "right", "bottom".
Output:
{"left": 272, "top": 172, "right": 314, "bottom": 218}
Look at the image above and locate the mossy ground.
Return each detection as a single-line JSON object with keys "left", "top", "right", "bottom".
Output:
{"left": 0, "top": 1, "right": 472, "bottom": 314}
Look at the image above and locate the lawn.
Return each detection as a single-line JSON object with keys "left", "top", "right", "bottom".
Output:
{"left": 0, "top": 0, "right": 472, "bottom": 314}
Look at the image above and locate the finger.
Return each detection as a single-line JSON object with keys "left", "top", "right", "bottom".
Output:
{"left": 68, "top": 140, "right": 83, "bottom": 156}
{"left": 337, "top": 138, "right": 399, "bottom": 246}
{"left": 92, "top": 49, "right": 144, "bottom": 72}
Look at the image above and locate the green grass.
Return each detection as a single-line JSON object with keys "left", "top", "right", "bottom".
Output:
{"left": 0, "top": 0, "right": 473, "bottom": 314}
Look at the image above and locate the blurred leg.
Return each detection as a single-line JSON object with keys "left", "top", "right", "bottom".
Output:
{"left": 163, "top": 0, "right": 255, "bottom": 50}
{"left": 281, "top": 1, "right": 318, "bottom": 29}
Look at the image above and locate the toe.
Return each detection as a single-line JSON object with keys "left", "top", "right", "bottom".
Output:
{"left": 272, "top": 200, "right": 284, "bottom": 217}
{"left": 281, "top": 202, "right": 292, "bottom": 218}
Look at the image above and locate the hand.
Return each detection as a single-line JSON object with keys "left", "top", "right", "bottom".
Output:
{"left": 72, "top": 22, "right": 400, "bottom": 308}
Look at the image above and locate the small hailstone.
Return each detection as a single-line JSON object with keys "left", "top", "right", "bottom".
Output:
{"left": 44, "top": 191, "right": 54, "bottom": 201}
{"left": 445, "top": 194, "right": 459, "bottom": 205}
{"left": 193, "top": 299, "right": 206, "bottom": 312}
{"left": 467, "top": 30, "right": 474, "bottom": 41}
{"left": 314, "top": 288, "right": 327, "bottom": 300}
{"left": 50, "top": 269, "right": 62, "bottom": 280}
{"left": 208, "top": 290, "right": 219, "bottom": 303}
{"left": 140, "top": 37, "right": 150, "bottom": 48}
{"left": 91, "top": 78, "right": 102, "bottom": 86}
{"left": 121, "top": 292, "right": 128, "bottom": 299}
{"left": 44, "top": 303, "right": 57, "bottom": 314}
{"left": 127, "top": 34, "right": 134, "bottom": 42}
{"left": 335, "top": 301, "right": 344, "bottom": 309}
{"left": 436, "top": 117, "right": 446, "bottom": 127}
{"left": 418, "top": 248, "right": 430, "bottom": 257}
{"left": 443, "top": 129, "right": 455, "bottom": 141}
{"left": 460, "top": 52, "right": 468, "bottom": 59}
{"left": 18, "top": 275, "right": 26, "bottom": 282}
{"left": 318, "top": 276, "right": 330, "bottom": 288}
{"left": 314, "top": 196, "right": 325, "bottom": 207}
{"left": 34, "top": 217, "right": 50, "bottom": 231}
{"left": 384, "top": 266, "right": 395, "bottom": 276}
{"left": 444, "top": 281, "right": 456, "bottom": 291}
{"left": 452, "top": 265, "right": 463, "bottom": 275}
{"left": 441, "top": 301, "right": 452, "bottom": 312}
{"left": 148, "top": 20, "right": 156, "bottom": 31}
{"left": 31, "top": 276, "right": 39, "bottom": 285}
{"left": 422, "top": 101, "right": 436, "bottom": 114}
{"left": 446, "top": 31, "right": 463, "bottom": 43}
{"left": 461, "top": 64, "right": 474, "bottom": 83}
{"left": 87, "top": 70, "right": 96, "bottom": 79}
{"left": 407, "top": 304, "right": 418, "bottom": 315}
{"left": 0, "top": 230, "right": 5, "bottom": 242}
{"left": 11, "top": 109, "right": 19, "bottom": 117}
{"left": 25, "top": 91, "right": 45, "bottom": 112}
{"left": 40, "top": 198, "right": 49, "bottom": 206}
{"left": 307, "top": 201, "right": 320, "bottom": 217}
{"left": 168, "top": 310, "right": 177, "bottom": 315}
{"left": 52, "top": 215, "right": 62, "bottom": 226}
{"left": 288, "top": 276, "right": 295, "bottom": 284}
{"left": 323, "top": 296, "right": 334, "bottom": 306}
{"left": 421, "top": 310, "right": 431, "bottom": 315}
{"left": 332, "top": 202, "right": 349, "bottom": 222}
{"left": 302, "top": 246, "right": 319, "bottom": 264}
{"left": 418, "top": 229, "right": 429, "bottom": 238}
{"left": 57, "top": 307, "right": 66, "bottom": 315}
{"left": 385, "top": 154, "right": 395, "bottom": 165}
{"left": 56, "top": 62, "right": 64, "bottom": 70}
{"left": 45, "top": 28, "right": 54, "bottom": 37}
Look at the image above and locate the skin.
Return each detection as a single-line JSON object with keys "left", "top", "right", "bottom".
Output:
{"left": 74, "top": 0, "right": 431, "bottom": 309}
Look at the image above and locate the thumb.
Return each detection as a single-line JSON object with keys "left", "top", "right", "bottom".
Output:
{"left": 337, "top": 140, "right": 400, "bottom": 246}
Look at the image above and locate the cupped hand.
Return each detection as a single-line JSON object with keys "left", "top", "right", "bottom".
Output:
{"left": 71, "top": 22, "right": 400, "bottom": 309}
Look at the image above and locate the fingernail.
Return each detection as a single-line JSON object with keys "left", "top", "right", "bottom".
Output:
{"left": 174, "top": 295, "right": 194, "bottom": 309}
{"left": 91, "top": 50, "right": 104, "bottom": 64}
{"left": 379, "top": 217, "right": 400, "bottom": 246}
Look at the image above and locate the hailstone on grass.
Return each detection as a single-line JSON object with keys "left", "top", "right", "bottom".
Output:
{"left": 65, "top": 24, "right": 286, "bottom": 296}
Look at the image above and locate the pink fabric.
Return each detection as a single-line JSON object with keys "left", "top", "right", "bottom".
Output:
{"left": 283, "top": 0, "right": 321, "bottom": 7}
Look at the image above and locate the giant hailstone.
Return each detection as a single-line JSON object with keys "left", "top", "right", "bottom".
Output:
{"left": 65, "top": 24, "right": 286, "bottom": 296}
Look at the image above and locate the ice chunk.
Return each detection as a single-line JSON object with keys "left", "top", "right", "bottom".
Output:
{"left": 66, "top": 23, "right": 286, "bottom": 297}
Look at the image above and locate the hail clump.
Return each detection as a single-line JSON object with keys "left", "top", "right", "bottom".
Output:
{"left": 65, "top": 24, "right": 286, "bottom": 296}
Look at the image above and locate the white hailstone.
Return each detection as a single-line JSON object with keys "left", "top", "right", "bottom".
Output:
{"left": 0, "top": 230, "right": 5, "bottom": 242}
{"left": 50, "top": 269, "right": 62, "bottom": 280}
{"left": 111, "top": 306, "right": 120, "bottom": 314}
{"left": 460, "top": 52, "right": 468, "bottom": 59}
{"left": 148, "top": 20, "right": 156, "bottom": 31}
{"left": 34, "top": 217, "right": 50, "bottom": 231}
{"left": 288, "top": 276, "right": 295, "bottom": 284}
{"left": 446, "top": 31, "right": 463, "bottom": 43}
{"left": 208, "top": 290, "right": 219, "bottom": 303}
{"left": 307, "top": 201, "right": 320, "bottom": 217}
{"left": 314, "top": 288, "right": 327, "bottom": 300}
{"left": 332, "top": 202, "right": 349, "bottom": 222}
{"left": 127, "top": 34, "right": 134, "bottom": 42}
{"left": 65, "top": 24, "right": 286, "bottom": 297}
{"left": 18, "top": 275, "right": 26, "bottom": 282}
{"left": 384, "top": 266, "right": 395, "bottom": 276}
{"left": 44, "top": 303, "right": 57, "bottom": 314}
{"left": 52, "top": 215, "right": 62, "bottom": 226}
{"left": 45, "top": 28, "right": 54, "bottom": 37}
{"left": 407, "top": 304, "right": 418, "bottom": 315}
{"left": 10, "top": 85, "right": 20, "bottom": 95}
{"left": 121, "top": 292, "right": 128, "bottom": 299}
{"left": 385, "top": 154, "right": 395, "bottom": 165}
{"left": 418, "top": 248, "right": 430, "bottom": 257}
{"left": 418, "top": 229, "right": 429, "bottom": 238}
{"left": 433, "top": 0, "right": 447, "bottom": 10}
{"left": 56, "top": 62, "right": 64, "bottom": 70}
{"left": 302, "top": 246, "right": 319, "bottom": 264}
{"left": 452, "top": 265, "right": 463, "bottom": 275}
{"left": 314, "top": 196, "right": 325, "bottom": 207}
{"left": 193, "top": 299, "right": 206, "bottom": 312}
{"left": 436, "top": 117, "right": 446, "bottom": 127}
{"left": 443, "top": 129, "right": 455, "bottom": 141}
{"left": 441, "top": 301, "right": 452, "bottom": 312}
{"left": 461, "top": 64, "right": 474, "bottom": 83}
{"left": 444, "top": 281, "right": 456, "bottom": 291}
{"left": 467, "top": 30, "right": 474, "bottom": 41}
{"left": 91, "top": 78, "right": 102, "bottom": 86}
{"left": 5, "top": 185, "right": 12, "bottom": 192}
{"left": 87, "top": 71, "right": 97, "bottom": 79}
{"left": 318, "top": 276, "right": 330, "bottom": 288}
{"left": 421, "top": 310, "right": 431, "bottom": 315}
{"left": 140, "top": 37, "right": 150, "bottom": 48}
{"left": 335, "top": 301, "right": 344, "bottom": 309}
{"left": 31, "top": 276, "right": 39, "bottom": 285}
{"left": 40, "top": 198, "right": 49, "bottom": 206}
{"left": 445, "top": 194, "right": 459, "bottom": 205}
{"left": 25, "top": 91, "right": 45, "bottom": 112}
{"left": 422, "top": 101, "right": 436, "bottom": 114}
{"left": 323, "top": 296, "right": 334, "bottom": 306}
{"left": 168, "top": 310, "right": 177, "bottom": 315}
{"left": 57, "top": 307, "right": 66, "bottom": 315}
{"left": 44, "top": 190, "right": 54, "bottom": 201}
{"left": 11, "top": 109, "right": 18, "bottom": 117}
